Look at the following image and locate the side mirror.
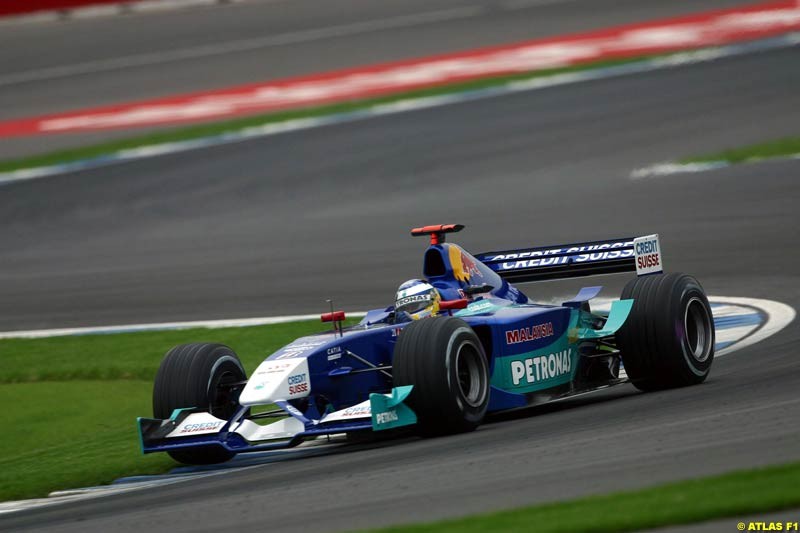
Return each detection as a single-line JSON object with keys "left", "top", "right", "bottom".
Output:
{"left": 321, "top": 311, "right": 346, "bottom": 322}
{"left": 439, "top": 299, "right": 469, "bottom": 311}
{"left": 463, "top": 284, "right": 494, "bottom": 296}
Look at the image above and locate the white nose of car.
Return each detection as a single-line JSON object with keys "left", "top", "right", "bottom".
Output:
{"left": 239, "top": 357, "right": 311, "bottom": 406}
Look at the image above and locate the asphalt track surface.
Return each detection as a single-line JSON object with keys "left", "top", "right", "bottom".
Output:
{"left": 1, "top": 46, "right": 798, "bottom": 331}
{"left": 1, "top": 44, "right": 799, "bottom": 531}
{"left": 0, "top": 0, "right": 756, "bottom": 157}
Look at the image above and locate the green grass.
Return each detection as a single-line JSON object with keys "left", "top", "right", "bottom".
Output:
{"left": 0, "top": 319, "right": 351, "bottom": 501}
{"left": 370, "top": 462, "right": 800, "bottom": 533}
{"left": 0, "top": 381, "right": 174, "bottom": 502}
{"left": 0, "top": 56, "right": 652, "bottom": 174}
{"left": 680, "top": 136, "right": 800, "bottom": 164}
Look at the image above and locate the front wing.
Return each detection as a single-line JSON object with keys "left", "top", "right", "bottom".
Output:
{"left": 138, "top": 386, "right": 416, "bottom": 456}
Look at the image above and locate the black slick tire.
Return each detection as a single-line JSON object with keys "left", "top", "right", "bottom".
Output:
{"left": 153, "top": 343, "right": 247, "bottom": 465}
{"left": 616, "top": 273, "right": 715, "bottom": 391}
{"left": 393, "top": 317, "right": 489, "bottom": 435}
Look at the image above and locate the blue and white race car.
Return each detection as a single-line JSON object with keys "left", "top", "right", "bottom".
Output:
{"left": 138, "top": 224, "right": 715, "bottom": 464}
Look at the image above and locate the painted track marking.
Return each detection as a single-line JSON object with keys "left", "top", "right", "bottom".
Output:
{"left": 631, "top": 154, "right": 800, "bottom": 179}
{"left": 3, "top": 2, "right": 800, "bottom": 137}
{"left": 2, "top": 34, "right": 799, "bottom": 186}
{"left": 0, "top": 313, "right": 367, "bottom": 339}
{"left": 708, "top": 296, "right": 795, "bottom": 357}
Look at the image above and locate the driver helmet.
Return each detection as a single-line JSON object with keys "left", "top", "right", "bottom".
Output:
{"left": 395, "top": 279, "right": 440, "bottom": 320}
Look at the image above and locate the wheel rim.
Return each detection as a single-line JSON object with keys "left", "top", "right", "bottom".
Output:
{"left": 455, "top": 341, "right": 487, "bottom": 408}
{"left": 209, "top": 366, "right": 242, "bottom": 419}
{"left": 684, "top": 297, "right": 712, "bottom": 362}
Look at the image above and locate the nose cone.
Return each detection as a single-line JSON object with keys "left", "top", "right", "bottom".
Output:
{"left": 240, "top": 358, "right": 311, "bottom": 406}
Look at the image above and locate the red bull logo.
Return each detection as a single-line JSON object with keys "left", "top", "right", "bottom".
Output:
{"left": 462, "top": 253, "right": 480, "bottom": 278}
{"left": 449, "top": 245, "right": 482, "bottom": 282}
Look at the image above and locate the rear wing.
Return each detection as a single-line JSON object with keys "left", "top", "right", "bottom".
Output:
{"left": 474, "top": 235, "right": 662, "bottom": 283}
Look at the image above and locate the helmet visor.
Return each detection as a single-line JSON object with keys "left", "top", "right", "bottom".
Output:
{"left": 395, "top": 293, "right": 433, "bottom": 315}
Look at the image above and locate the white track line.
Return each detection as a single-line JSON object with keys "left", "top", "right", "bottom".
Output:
{"left": 0, "top": 312, "right": 367, "bottom": 339}
{"left": 709, "top": 296, "right": 796, "bottom": 357}
{"left": 631, "top": 161, "right": 731, "bottom": 179}
{"left": 631, "top": 154, "right": 800, "bottom": 179}
{"left": 716, "top": 324, "right": 759, "bottom": 345}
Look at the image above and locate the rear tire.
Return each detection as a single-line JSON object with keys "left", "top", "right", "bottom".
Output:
{"left": 393, "top": 317, "right": 489, "bottom": 435}
{"left": 617, "top": 273, "right": 715, "bottom": 391}
{"left": 153, "top": 343, "right": 247, "bottom": 465}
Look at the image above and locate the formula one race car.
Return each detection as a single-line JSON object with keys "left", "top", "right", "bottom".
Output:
{"left": 138, "top": 225, "right": 715, "bottom": 465}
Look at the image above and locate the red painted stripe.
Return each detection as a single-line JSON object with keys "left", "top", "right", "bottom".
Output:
{"left": 0, "top": 0, "right": 127, "bottom": 16}
{"left": 2, "top": 1, "right": 798, "bottom": 137}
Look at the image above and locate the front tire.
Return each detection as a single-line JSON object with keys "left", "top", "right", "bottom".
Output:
{"left": 393, "top": 317, "right": 490, "bottom": 435}
{"left": 616, "top": 273, "right": 715, "bottom": 391}
{"left": 153, "top": 343, "right": 247, "bottom": 465}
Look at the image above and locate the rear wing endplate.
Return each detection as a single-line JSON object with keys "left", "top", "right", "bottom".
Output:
{"left": 475, "top": 234, "right": 662, "bottom": 283}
